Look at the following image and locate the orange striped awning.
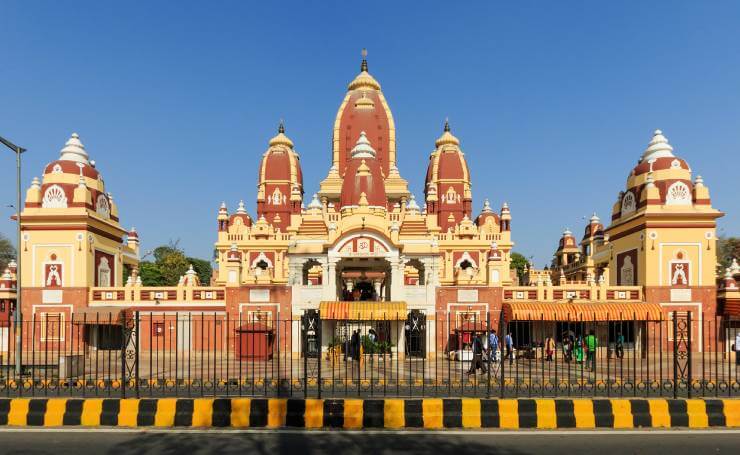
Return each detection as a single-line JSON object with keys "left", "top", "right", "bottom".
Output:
{"left": 319, "top": 301, "right": 407, "bottom": 320}
{"left": 504, "top": 301, "right": 662, "bottom": 321}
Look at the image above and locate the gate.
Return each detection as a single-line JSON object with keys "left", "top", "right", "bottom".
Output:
{"left": 405, "top": 309, "right": 426, "bottom": 358}
{"left": 302, "top": 309, "right": 322, "bottom": 397}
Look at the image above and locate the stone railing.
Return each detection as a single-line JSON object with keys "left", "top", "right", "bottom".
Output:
{"left": 503, "top": 284, "right": 642, "bottom": 302}
{"left": 89, "top": 286, "right": 226, "bottom": 304}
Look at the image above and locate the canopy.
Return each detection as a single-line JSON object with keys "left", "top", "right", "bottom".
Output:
{"left": 503, "top": 301, "right": 663, "bottom": 322}
{"left": 319, "top": 301, "right": 407, "bottom": 320}
{"left": 72, "top": 306, "right": 133, "bottom": 325}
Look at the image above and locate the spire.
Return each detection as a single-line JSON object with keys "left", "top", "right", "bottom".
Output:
{"left": 268, "top": 120, "right": 294, "bottom": 148}
{"left": 435, "top": 118, "right": 460, "bottom": 147}
{"left": 307, "top": 193, "right": 322, "bottom": 210}
{"left": 406, "top": 194, "right": 421, "bottom": 214}
{"left": 360, "top": 48, "right": 368, "bottom": 72}
{"left": 59, "top": 132, "right": 90, "bottom": 164}
{"left": 236, "top": 200, "right": 247, "bottom": 214}
{"left": 348, "top": 49, "right": 381, "bottom": 91}
{"left": 641, "top": 129, "right": 675, "bottom": 162}
{"left": 350, "top": 131, "right": 377, "bottom": 158}
{"left": 590, "top": 212, "right": 600, "bottom": 223}
{"left": 482, "top": 199, "right": 492, "bottom": 212}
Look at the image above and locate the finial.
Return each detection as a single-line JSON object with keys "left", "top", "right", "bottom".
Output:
{"left": 444, "top": 117, "right": 450, "bottom": 132}
{"left": 278, "top": 119, "right": 285, "bottom": 134}
{"left": 360, "top": 48, "right": 368, "bottom": 72}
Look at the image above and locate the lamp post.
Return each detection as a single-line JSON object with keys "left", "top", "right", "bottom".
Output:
{"left": 1, "top": 135, "right": 26, "bottom": 375}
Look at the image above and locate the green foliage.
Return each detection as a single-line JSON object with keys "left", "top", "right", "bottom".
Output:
{"left": 718, "top": 236, "right": 740, "bottom": 271}
{"left": 187, "top": 257, "right": 213, "bottom": 285}
{"left": 159, "top": 250, "right": 189, "bottom": 285}
{"left": 137, "top": 241, "right": 213, "bottom": 286}
{"left": 139, "top": 261, "right": 165, "bottom": 286}
{"left": 360, "top": 335, "right": 393, "bottom": 354}
{"left": 0, "top": 232, "right": 15, "bottom": 271}
{"left": 510, "top": 251, "right": 529, "bottom": 282}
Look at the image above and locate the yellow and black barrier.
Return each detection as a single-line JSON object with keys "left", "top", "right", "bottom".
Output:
{"left": 0, "top": 398, "right": 738, "bottom": 429}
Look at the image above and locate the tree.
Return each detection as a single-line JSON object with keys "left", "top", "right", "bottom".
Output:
{"left": 510, "top": 252, "right": 530, "bottom": 283}
{"left": 187, "top": 257, "right": 213, "bottom": 285}
{"left": 718, "top": 236, "right": 740, "bottom": 271}
{"left": 0, "top": 233, "right": 15, "bottom": 271}
{"left": 135, "top": 240, "right": 212, "bottom": 286}
{"left": 139, "top": 261, "right": 165, "bottom": 286}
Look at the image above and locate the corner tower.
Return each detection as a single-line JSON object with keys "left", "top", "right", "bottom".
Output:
{"left": 597, "top": 129, "right": 723, "bottom": 319}
{"left": 256, "top": 122, "right": 304, "bottom": 232}
{"left": 18, "top": 133, "right": 139, "bottom": 316}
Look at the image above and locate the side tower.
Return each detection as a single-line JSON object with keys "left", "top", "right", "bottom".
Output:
{"left": 596, "top": 129, "right": 723, "bottom": 318}
{"left": 18, "top": 133, "right": 139, "bottom": 318}
{"left": 256, "top": 122, "right": 303, "bottom": 232}
{"left": 424, "top": 121, "right": 473, "bottom": 232}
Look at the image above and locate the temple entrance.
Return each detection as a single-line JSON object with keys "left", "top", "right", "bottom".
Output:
{"left": 337, "top": 258, "right": 391, "bottom": 301}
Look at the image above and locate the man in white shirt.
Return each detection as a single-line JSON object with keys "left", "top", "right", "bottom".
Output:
{"left": 735, "top": 332, "right": 740, "bottom": 366}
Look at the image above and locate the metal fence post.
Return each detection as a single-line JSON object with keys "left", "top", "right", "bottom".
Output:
{"left": 135, "top": 311, "right": 140, "bottom": 398}
{"left": 121, "top": 312, "right": 127, "bottom": 399}
{"left": 317, "top": 310, "right": 322, "bottom": 399}
{"left": 687, "top": 311, "right": 692, "bottom": 399}
{"left": 672, "top": 312, "right": 678, "bottom": 400}
{"left": 499, "top": 309, "right": 505, "bottom": 399}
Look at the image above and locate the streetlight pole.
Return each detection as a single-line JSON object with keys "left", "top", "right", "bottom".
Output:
{"left": 1, "top": 135, "right": 26, "bottom": 376}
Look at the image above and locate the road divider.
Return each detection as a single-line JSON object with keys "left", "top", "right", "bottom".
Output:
{"left": 0, "top": 398, "right": 737, "bottom": 429}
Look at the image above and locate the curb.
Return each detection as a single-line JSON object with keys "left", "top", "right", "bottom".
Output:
{"left": 0, "top": 398, "right": 738, "bottom": 429}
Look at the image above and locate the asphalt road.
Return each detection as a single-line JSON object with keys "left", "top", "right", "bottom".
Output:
{"left": 0, "top": 429, "right": 738, "bottom": 455}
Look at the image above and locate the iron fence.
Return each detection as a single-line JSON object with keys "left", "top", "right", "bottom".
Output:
{"left": 0, "top": 311, "right": 738, "bottom": 398}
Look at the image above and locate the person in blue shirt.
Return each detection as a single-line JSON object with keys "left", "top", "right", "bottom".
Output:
{"left": 488, "top": 329, "right": 499, "bottom": 364}
{"left": 504, "top": 332, "right": 514, "bottom": 364}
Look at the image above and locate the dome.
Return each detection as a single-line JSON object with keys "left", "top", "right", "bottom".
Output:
{"left": 618, "top": 129, "right": 698, "bottom": 216}
{"left": 558, "top": 228, "right": 578, "bottom": 251}
{"left": 340, "top": 134, "right": 386, "bottom": 208}
{"left": 583, "top": 213, "right": 604, "bottom": 239}
{"left": 426, "top": 120, "right": 470, "bottom": 183}
{"left": 476, "top": 199, "right": 500, "bottom": 226}
{"left": 258, "top": 123, "right": 303, "bottom": 191}
{"left": 230, "top": 200, "right": 253, "bottom": 227}
{"left": 59, "top": 133, "right": 90, "bottom": 164}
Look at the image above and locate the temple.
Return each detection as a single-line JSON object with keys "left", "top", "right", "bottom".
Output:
{"left": 5, "top": 52, "right": 738, "bottom": 359}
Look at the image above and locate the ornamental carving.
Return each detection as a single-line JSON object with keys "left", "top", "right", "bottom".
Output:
{"left": 666, "top": 181, "right": 691, "bottom": 205}
{"left": 42, "top": 184, "right": 68, "bottom": 209}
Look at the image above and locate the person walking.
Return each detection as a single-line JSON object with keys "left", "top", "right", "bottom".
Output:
{"left": 467, "top": 332, "right": 487, "bottom": 375}
{"left": 488, "top": 329, "right": 499, "bottom": 364}
{"left": 586, "top": 330, "right": 598, "bottom": 372}
{"left": 615, "top": 331, "right": 624, "bottom": 359}
{"left": 504, "top": 332, "right": 514, "bottom": 364}
{"left": 575, "top": 336, "right": 584, "bottom": 364}
{"left": 734, "top": 331, "right": 740, "bottom": 365}
{"left": 545, "top": 336, "right": 555, "bottom": 362}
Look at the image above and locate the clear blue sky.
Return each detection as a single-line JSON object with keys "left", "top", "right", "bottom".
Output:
{"left": 1, "top": 1, "right": 739, "bottom": 267}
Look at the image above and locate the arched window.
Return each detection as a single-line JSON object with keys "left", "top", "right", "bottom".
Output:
{"left": 42, "top": 185, "right": 68, "bottom": 209}
{"left": 459, "top": 260, "right": 473, "bottom": 270}
{"left": 621, "top": 191, "right": 636, "bottom": 215}
{"left": 302, "top": 259, "right": 323, "bottom": 285}
{"left": 665, "top": 181, "right": 691, "bottom": 205}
